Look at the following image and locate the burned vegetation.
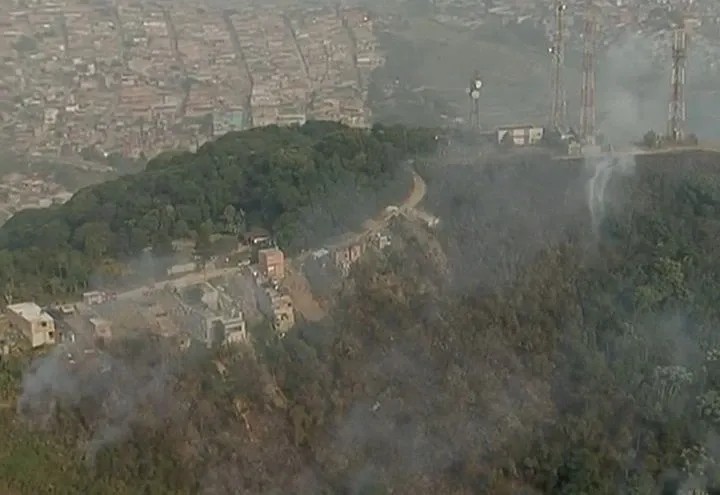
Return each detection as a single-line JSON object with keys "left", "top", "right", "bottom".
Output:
{"left": 3, "top": 145, "right": 720, "bottom": 494}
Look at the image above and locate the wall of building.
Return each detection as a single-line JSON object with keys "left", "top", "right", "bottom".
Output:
{"left": 254, "top": 284, "right": 294, "bottom": 334}
{"left": 497, "top": 126, "right": 544, "bottom": 145}
{"left": 167, "top": 262, "right": 196, "bottom": 276}
{"left": 272, "top": 297, "right": 295, "bottom": 334}
{"left": 5, "top": 308, "right": 55, "bottom": 348}
{"left": 259, "top": 248, "right": 285, "bottom": 280}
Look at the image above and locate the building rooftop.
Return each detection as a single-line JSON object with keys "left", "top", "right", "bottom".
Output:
{"left": 259, "top": 247, "right": 284, "bottom": 256}
{"left": 6, "top": 302, "right": 52, "bottom": 321}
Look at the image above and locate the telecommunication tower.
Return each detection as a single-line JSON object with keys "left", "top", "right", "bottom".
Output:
{"left": 468, "top": 72, "right": 483, "bottom": 129}
{"left": 579, "top": 2, "right": 598, "bottom": 145}
{"left": 667, "top": 22, "right": 688, "bottom": 143}
{"left": 549, "top": 1, "right": 567, "bottom": 131}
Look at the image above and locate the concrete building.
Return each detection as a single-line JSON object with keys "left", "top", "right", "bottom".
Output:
{"left": 258, "top": 247, "right": 285, "bottom": 281}
{"left": 257, "top": 287, "right": 295, "bottom": 334}
{"left": 333, "top": 242, "right": 365, "bottom": 275}
{"left": 167, "top": 262, "right": 196, "bottom": 277}
{"left": 221, "top": 314, "right": 247, "bottom": 345}
{"left": 89, "top": 317, "right": 112, "bottom": 344}
{"left": 200, "top": 311, "right": 247, "bottom": 347}
{"left": 245, "top": 229, "right": 272, "bottom": 247}
{"left": 4, "top": 302, "right": 56, "bottom": 348}
{"left": 269, "top": 293, "right": 295, "bottom": 334}
{"left": 82, "top": 290, "right": 105, "bottom": 305}
{"left": 497, "top": 125, "right": 544, "bottom": 146}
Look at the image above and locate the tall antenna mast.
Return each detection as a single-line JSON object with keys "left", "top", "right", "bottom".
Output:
{"left": 549, "top": 1, "right": 567, "bottom": 131}
{"left": 668, "top": 20, "right": 688, "bottom": 143}
{"left": 579, "top": 1, "right": 597, "bottom": 145}
{"left": 468, "top": 71, "right": 483, "bottom": 130}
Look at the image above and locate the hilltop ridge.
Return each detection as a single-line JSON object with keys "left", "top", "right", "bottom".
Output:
{"left": 0, "top": 121, "right": 439, "bottom": 302}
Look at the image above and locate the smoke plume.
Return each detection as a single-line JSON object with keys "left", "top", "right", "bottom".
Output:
{"left": 16, "top": 342, "right": 177, "bottom": 465}
{"left": 596, "top": 33, "right": 667, "bottom": 144}
{"left": 584, "top": 152, "right": 636, "bottom": 236}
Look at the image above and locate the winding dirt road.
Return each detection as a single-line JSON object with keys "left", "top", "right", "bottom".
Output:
{"left": 113, "top": 171, "right": 428, "bottom": 323}
{"left": 286, "top": 171, "right": 427, "bottom": 322}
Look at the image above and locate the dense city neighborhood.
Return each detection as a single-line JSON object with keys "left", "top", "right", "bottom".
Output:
{"left": 0, "top": 0, "right": 383, "bottom": 160}
{"left": 433, "top": 0, "right": 720, "bottom": 68}
{"left": 1, "top": 0, "right": 719, "bottom": 221}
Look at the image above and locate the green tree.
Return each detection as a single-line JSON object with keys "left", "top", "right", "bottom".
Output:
{"left": 72, "top": 221, "right": 113, "bottom": 260}
{"left": 151, "top": 231, "right": 174, "bottom": 258}
{"left": 222, "top": 204, "right": 236, "bottom": 234}
{"left": 0, "top": 121, "right": 439, "bottom": 300}
{"left": 194, "top": 221, "right": 213, "bottom": 267}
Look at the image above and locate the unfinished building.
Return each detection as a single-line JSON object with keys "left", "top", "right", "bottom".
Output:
{"left": 256, "top": 286, "right": 295, "bottom": 335}
{"left": 4, "top": 302, "right": 56, "bottom": 348}
{"left": 333, "top": 242, "right": 365, "bottom": 276}
{"left": 175, "top": 283, "right": 248, "bottom": 347}
{"left": 258, "top": 247, "right": 285, "bottom": 281}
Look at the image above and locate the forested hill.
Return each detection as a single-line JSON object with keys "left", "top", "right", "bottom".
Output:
{"left": 0, "top": 121, "right": 439, "bottom": 301}
{"left": 5, "top": 150, "right": 720, "bottom": 493}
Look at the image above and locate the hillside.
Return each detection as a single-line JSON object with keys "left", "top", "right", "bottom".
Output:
{"left": 0, "top": 121, "right": 439, "bottom": 301}
{"left": 2, "top": 149, "right": 720, "bottom": 493}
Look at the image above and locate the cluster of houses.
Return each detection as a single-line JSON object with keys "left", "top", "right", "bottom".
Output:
{"left": 0, "top": 242, "right": 296, "bottom": 357}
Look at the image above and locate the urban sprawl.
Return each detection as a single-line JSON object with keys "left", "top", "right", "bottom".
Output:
{"left": 0, "top": 0, "right": 383, "bottom": 160}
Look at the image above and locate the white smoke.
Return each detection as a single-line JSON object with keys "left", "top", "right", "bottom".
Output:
{"left": 16, "top": 343, "right": 177, "bottom": 465}
{"left": 585, "top": 152, "right": 636, "bottom": 236}
{"left": 596, "top": 33, "right": 667, "bottom": 144}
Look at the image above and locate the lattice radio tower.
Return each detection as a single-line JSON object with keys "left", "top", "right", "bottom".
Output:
{"left": 549, "top": 0, "right": 567, "bottom": 131}
{"left": 668, "top": 21, "right": 688, "bottom": 143}
{"left": 579, "top": 2, "right": 598, "bottom": 145}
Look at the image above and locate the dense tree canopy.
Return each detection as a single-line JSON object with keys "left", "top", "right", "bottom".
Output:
{"left": 0, "top": 121, "right": 439, "bottom": 301}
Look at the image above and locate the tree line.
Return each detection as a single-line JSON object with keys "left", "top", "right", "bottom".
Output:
{"left": 0, "top": 121, "right": 440, "bottom": 302}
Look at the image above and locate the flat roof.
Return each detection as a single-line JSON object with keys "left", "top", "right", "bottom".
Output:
{"left": 259, "top": 247, "right": 284, "bottom": 257}
{"left": 497, "top": 124, "right": 543, "bottom": 130}
{"left": 7, "top": 302, "right": 51, "bottom": 321}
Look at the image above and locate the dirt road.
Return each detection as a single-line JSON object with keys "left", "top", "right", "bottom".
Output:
{"left": 296, "top": 171, "right": 427, "bottom": 265}
{"left": 404, "top": 171, "right": 427, "bottom": 210}
{"left": 115, "top": 171, "right": 428, "bottom": 323}
{"left": 116, "top": 266, "right": 241, "bottom": 301}
{"left": 287, "top": 171, "right": 427, "bottom": 321}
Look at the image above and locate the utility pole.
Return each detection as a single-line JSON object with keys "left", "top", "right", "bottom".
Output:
{"left": 579, "top": 1, "right": 598, "bottom": 145}
{"left": 468, "top": 71, "right": 482, "bottom": 130}
{"left": 549, "top": 1, "right": 567, "bottom": 132}
{"left": 668, "top": 21, "right": 688, "bottom": 143}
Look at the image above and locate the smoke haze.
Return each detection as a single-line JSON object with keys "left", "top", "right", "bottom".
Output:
{"left": 597, "top": 33, "right": 667, "bottom": 144}
{"left": 17, "top": 343, "right": 178, "bottom": 465}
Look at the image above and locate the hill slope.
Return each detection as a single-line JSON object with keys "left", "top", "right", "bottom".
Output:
{"left": 0, "top": 122, "right": 439, "bottom": 301}
{"left": 3, "top": 150, "right": 720, "bottom": 493}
